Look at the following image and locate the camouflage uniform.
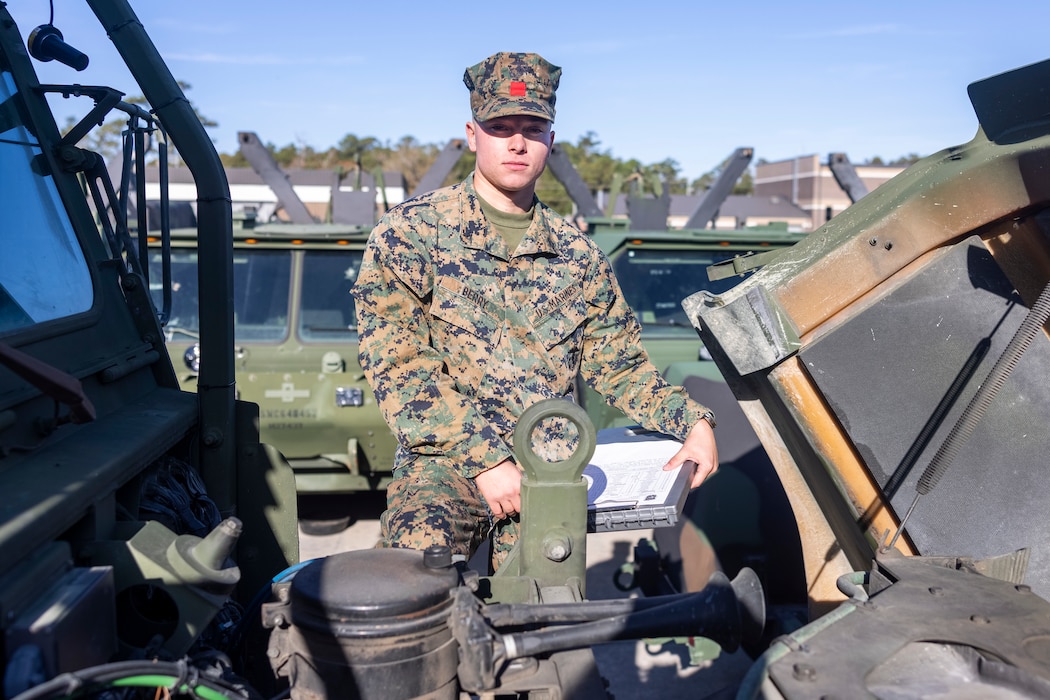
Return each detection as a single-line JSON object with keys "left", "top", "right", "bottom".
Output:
{"left": 352, "top": 175, "right": 711, "bottom": 566}
{"left": 463, "top": 52, "right": 561, "bottom": 122}
{"left": 352, "top": 51, "right": 711, "bottom": 568}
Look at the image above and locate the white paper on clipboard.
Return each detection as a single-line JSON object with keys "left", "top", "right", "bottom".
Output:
{"left": 584, "top": 436, "right": 695, "bottom": 532}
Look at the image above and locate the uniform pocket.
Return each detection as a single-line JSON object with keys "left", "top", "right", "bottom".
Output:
{"left": 430, "top": 279, "right": 503, "bottom": 345}
{"left": 533, "top": 289, "right": 587, "bottom": 350}
{"left": 429, "top": 280, "right": 503, "bottom": 395}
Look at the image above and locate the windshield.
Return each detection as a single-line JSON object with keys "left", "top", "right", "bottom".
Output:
{"left": 612, "top": 247, "right": 748, "bottom": 326}
{"left": 149, "top": 248, "right": 291, "bottom": 342}
{"left": 0, "top": 71, "right": 93, "bottom": 332}
{"left": 298, "top": 250, "right": 362, "bottom": 341}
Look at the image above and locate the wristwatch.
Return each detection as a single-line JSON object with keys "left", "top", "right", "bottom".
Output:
{"left": 700, "top": 410, "right": 717, "bottom": 429}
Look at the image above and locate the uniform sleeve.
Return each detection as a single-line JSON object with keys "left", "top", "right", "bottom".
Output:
{"left": 577, "top": 248, "right": 709, "bottom": 441}
{"left": 351, "top": 209, "right": 513, "bottom": 478}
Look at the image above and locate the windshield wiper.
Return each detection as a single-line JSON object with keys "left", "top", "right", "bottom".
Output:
{"left": 638, "top": 318, "right": 689, "bottom": 328}
{"left": 165, "top": 326, "right": 200, "bottom": 341}
{"left": 305, "top": 325, "right": 353, "bottom": 333}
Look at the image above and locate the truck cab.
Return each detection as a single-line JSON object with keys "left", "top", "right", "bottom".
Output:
{"left": 150, "top": 219, "right": 398, "bottom": 497}
{"left": 1, "top": 0, "right": 297, "bottom": 689}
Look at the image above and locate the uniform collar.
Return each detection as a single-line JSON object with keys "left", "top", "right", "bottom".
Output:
{"left": 461, "top": 174, "right": 561, "bottom": 258}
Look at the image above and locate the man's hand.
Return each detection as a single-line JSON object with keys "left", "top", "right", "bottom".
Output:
{"left": 662, "top": 419, "right": 719, "bottom": 489}
{"left": 474, "top": 460, "right": 522, "bottom": 519}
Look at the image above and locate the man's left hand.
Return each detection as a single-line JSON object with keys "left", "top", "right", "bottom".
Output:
{"left": 662, "top": 419, "right": 719, "bottom": 489}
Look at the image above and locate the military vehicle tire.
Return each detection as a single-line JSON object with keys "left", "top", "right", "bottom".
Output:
{"left": 299, "top": 515, "right": 352, "bottom": 536}
{"left": 298, "top": 495, "right": 354, "bottom": 535}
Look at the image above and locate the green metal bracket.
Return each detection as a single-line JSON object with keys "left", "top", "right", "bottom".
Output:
{"left": 496, "top": 400, "right": 596, "bottom": 599}
{"left": 706, "top": 249, "right": 783, "bottom": 281}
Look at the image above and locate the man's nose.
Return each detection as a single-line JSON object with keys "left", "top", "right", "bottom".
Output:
{"left": 507, "top": 132, "right": 526, "bottom": 152}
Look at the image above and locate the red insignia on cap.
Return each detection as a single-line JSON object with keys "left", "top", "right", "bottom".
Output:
{"left": 510, "top": 81, "right": 527, "bottom": 96}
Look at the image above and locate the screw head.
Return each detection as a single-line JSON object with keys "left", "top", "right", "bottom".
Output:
{"left": 546, "top": 543, "right": 569, "bottom": 561}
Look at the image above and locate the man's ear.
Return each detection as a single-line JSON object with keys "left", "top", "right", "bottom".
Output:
{"left": 465, "top": 120, "right": 478, "bottom": 152}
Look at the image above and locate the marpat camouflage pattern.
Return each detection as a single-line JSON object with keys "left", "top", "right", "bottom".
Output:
{"left": 352, "top": 175, "right": 710, "bottom": 564}
{"left": 463, "top": 51, "right": 561, "bottom": 122}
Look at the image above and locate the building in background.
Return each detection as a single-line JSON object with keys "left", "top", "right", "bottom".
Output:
{"left": 141, "top": 166, "right": 407, "bottom": 226}
{"left": 754, "top": 155, "right": 905, "bottom": 230}
{"left": 607, "top": 191, "right": 811, "bottom": 232}
{"left": 138, "top": 154, "right": 904, "bottom": 234}
{"left": 669, "top": 193, "right": 811, "bottom": 232}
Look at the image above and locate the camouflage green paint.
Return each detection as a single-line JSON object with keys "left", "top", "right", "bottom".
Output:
{"left": 463, "top": 52, "right": 561, "bottom": 122}
{"left": 352, "top": 175, "right": 710, "bottom": 563}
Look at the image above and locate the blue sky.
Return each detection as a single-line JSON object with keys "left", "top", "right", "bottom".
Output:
{"left": 8, "top": 1, "right": 1050, "bottom": 177}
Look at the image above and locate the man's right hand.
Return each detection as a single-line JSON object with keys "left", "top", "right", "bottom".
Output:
{"left": 474, "top": 460, "right": 522, "bottom": 519}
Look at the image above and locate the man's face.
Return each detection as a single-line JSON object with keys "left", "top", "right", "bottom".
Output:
{"left": 466, "top": 115, "right": 554, "bottom": 206}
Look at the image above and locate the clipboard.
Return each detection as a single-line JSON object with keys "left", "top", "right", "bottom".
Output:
{"left": 584, "top": 433, "right": 695, "bottom": 532}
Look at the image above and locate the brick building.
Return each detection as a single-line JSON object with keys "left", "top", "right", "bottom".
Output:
{"left": 753, "top": 155, "right": 905, "bottom": 231}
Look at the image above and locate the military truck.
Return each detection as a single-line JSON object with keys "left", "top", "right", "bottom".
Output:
{"left": 580, "top": 222, "right": 804, "bottom": 431}
{"left": 144, "top": 127, "right": 403, "bottom": 507}
{"left": 149, "top": 220, "right": 398, "bottom": 501}
{"left": 543, "top": 144, "right": 806, "bottom": 427}
{"left": 0, "top": 0, "right": 299, "bottom": 691}
{"left": 679, "top": 56, "right": 1050, "bottom": 697}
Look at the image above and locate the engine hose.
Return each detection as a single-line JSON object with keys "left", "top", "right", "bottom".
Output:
{"left": 10, "top": 659, "right": 256, "bottom": 700}
{"left": 736, "top": 602, "right": 860, "bottom": 700}
{"left": 227, "top": 558, "right": 317, "bottom": 651}
{"left": 916, "top": 279, "right": 1050, "bottom": 496}
{"left": 835, "top": 570, "right": 870, "bottom": 602}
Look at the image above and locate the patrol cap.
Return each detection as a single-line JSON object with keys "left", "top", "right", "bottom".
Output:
{"left": 463, "top": 52, "right": 561, "bottom": 122}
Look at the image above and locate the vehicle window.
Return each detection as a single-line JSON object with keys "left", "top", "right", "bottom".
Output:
{"left": 149, "top": 248, "right": 291, "bottom": 342}
{"left": 298, "top": 250, "right": 362, "bottom": 341}
{"left": 0, "top": 71, "right": 93, "bottom": 332}
{"left": 613, "top": 248, "right": 746, "bottom": 326}
{"left": 156, "top": 250, "right": 201, "bottom": 339}
{"left": 235, "top": 250, "right": 291, "bottom": 340}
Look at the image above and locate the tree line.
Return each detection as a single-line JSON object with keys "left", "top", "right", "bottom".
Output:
{"left": 216, "top": 131, "right": 757, "bottom": 217}
{"left": 67, "top": 83, "right": 922, "bottom": 218}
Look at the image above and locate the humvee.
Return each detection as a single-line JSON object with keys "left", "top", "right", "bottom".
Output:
{"left": 150, "top": 219, "right": 398, "bottom": 499}
{"left": 680, "top": 56, "right": 1050, "bottom": 698}
{"left": 0, "top": 0, "right": 298, "bottom": 691}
